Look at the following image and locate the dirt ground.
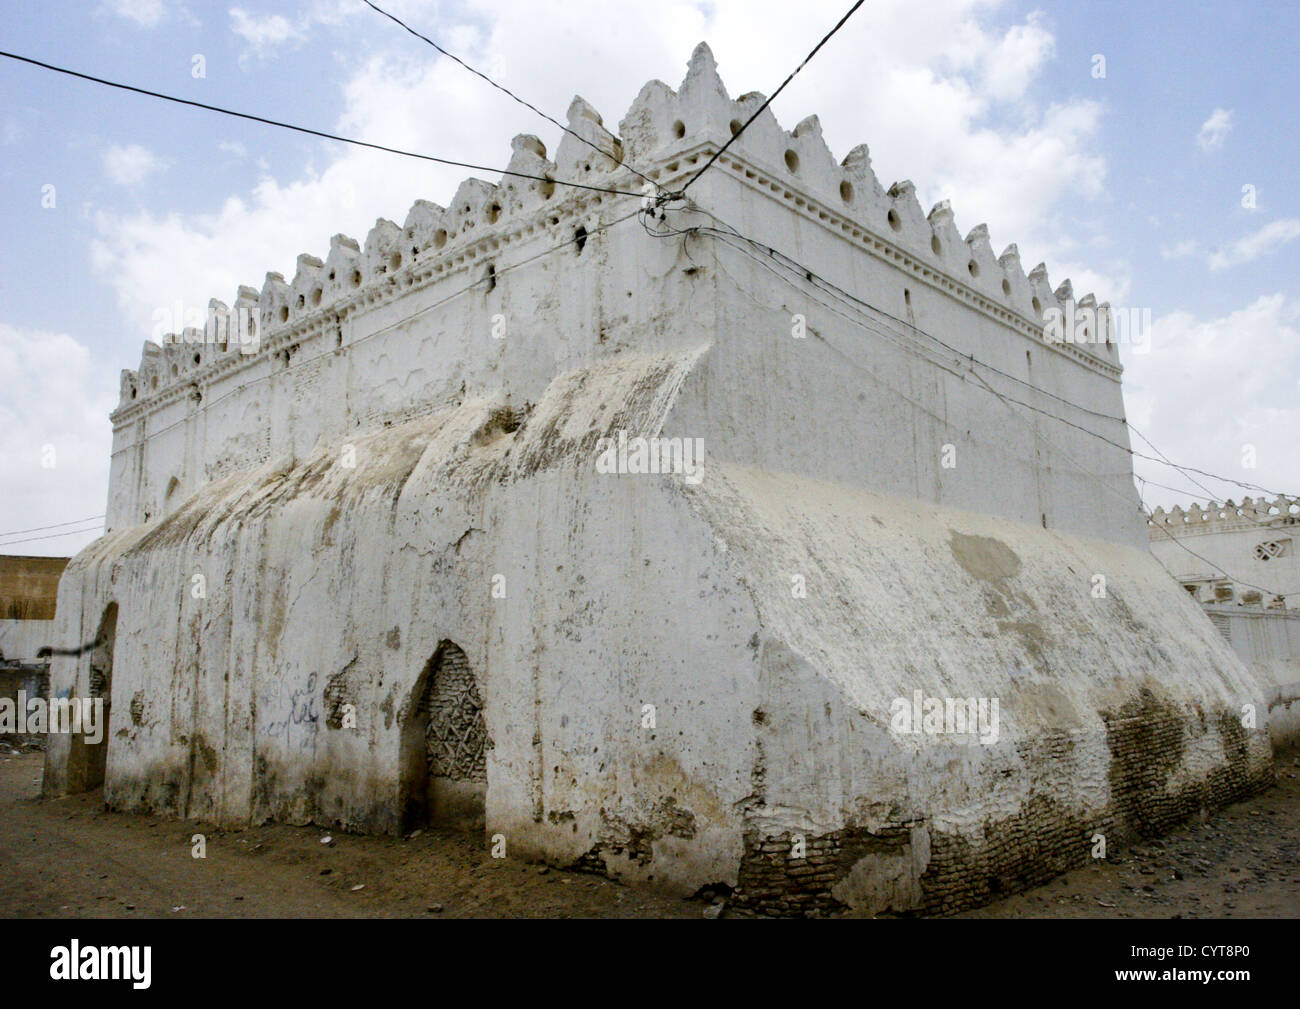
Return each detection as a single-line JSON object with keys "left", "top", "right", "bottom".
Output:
{"left": 2, "top": 747, "right": 1298, "bottom": 919}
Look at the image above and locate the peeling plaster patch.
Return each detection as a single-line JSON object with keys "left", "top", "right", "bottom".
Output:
{"left": 949, "top": 530, "right": 1022, "bottom": 591}
{"left": 571, "top": 797, "right": 699, "bottom": 873}
{"left": 324, "top": 655, "right": 361, "bottom": 730}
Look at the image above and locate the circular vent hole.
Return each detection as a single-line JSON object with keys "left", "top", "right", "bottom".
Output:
{"left": 1032, "top": 297, "right": 1042, "bottom": 314}
{"left": 729, "top": 119, "right": 742, "bottom": 136}
{"left": 1002, "top": 278, "right": 1011, "bottom": 295}
{"left": 968, "top": 260, "right": 980, "bottom": 278}
{"left": 931, "top": 235, "right": 941, "bottom": 255}
{"left": 887, "top": 209, "right": 901, "bottom": 231}
{"left": 672, "top": 120, "right": 685, "bottom": 139}
{"left": 840, "top": 180, "right": 853, "bottom": 203}
{"left": 434, "top": 229, "right": 448, "bottom": 249}
{"left": 784, "top": 150, "right": 799, "bottom": 174}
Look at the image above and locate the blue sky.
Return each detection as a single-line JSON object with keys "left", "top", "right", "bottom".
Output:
{"left": 1, "top": 0, "right": 1297, "bottom": 556}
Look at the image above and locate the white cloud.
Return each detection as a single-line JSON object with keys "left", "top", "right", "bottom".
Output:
{"left": 228, "top": 2, "right": 354, "bottom": 61}
{"left": 229, "top": 7, "right": 305, "bottom": 59}
{"left": 981, "top": 11, "right": 1056, "bottom": 102}
{"left": 1161, "top": 239, "right": 1198, "bottom": 260}
{"left": 1196, "top": 107, "right": 1233, "bottom": 152}
{"left": 89, "top": 0, "right": 1118, "bottom": 330}
{"left": 1125, "top": 294, "right": 1300, "bottom": 509}
{"left": 103, "top": 0, "right": 167, "bottom": 27}
{"left": 1207, "top": 218, "right": 1300, "bottom": 270}
{"left": 0, "top": 324, "right": 114, "bottom": 558}
{"left": 102, "top": 143, "right": 167, "bottom": 186}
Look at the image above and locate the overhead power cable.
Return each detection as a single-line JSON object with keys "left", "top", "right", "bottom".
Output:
{"left": 1128, "top": 422, "right": 1285, "bottom": 509}
{"left": 0, "top": 523, "right": 105, "bottom": 548}
{"left": 0, "top": 50, "right": 646, "bottom": 198}
{"left": 0, "top": 515, "right": 105, "bottom": 537}
{"left": 678, "top": 0, "right": 866, "bottom": 194}
{"left": 358, "top": 0, "right": 664, "bottom": 194}
{"left": 1134, "top": 476, "right": 1233, "bottom": 503}
{"left": 1128, "top": 423, "right": 1221, "bottom": 503}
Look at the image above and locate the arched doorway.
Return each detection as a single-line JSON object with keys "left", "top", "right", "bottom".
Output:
{"left": 84, "top": 603, "right": 117, "bottom": 789}
{"left": 67, "top": 602, "right": 116, "bottom": 793}
{"left": 400, "top": 640, "right": 488, "bottom": 831}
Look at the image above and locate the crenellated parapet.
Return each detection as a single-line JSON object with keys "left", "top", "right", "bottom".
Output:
{"left": 616, "top": 42, "right": 1117, "bottom": 371}
{"left": 1149, "top": 496, "right": 1300, "bottom": 536}
{"left": 110, "top": 39, "right": 1123, "bottom": 425}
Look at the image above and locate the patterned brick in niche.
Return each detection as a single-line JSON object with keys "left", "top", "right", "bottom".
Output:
{"left": 421, "top": 643, "right": 487, "bottom": 783}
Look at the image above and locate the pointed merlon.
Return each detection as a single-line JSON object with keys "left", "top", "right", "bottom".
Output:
{"left": 793, "top": 115, "right": 823, "bottom": 140}
{"left": 928, "top": 199, "right": 954, "bottom": 224}
{"left": 680, "top": 41, "right": 727, "bottom": 102}
{"left": 842, "top": 143, "right": 872, "bottom": 173}
{"left": 512, "top": 134, "right": 547, "bottom": 160}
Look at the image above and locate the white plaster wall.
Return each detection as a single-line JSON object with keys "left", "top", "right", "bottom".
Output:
{"left": 0, "top": 619, "right": 55, "bottom": 663}
{"left": 1150, "top": 512, "right": 1300, "bottom": 607}
{"left": 1202, "top": 604, "right": 1300, "bottom": 748}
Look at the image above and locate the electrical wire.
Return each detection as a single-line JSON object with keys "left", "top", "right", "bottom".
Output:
{"left": 0, "top": 50, "right": 647, "bottom": 198}
{"left": 358, "top": 0, "right": 664, "bottom": 194}
{"left": 678, "top": 0, "right": 866, "bottom": 194}
{"left": 1128, "top": 421, "right": 1284, "bottom": 509}
{"left": 0, "top": 515, "right": 104, "bottom": 537}
{"left": 0, "top": 524, "right": 105, "bottom": 548}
